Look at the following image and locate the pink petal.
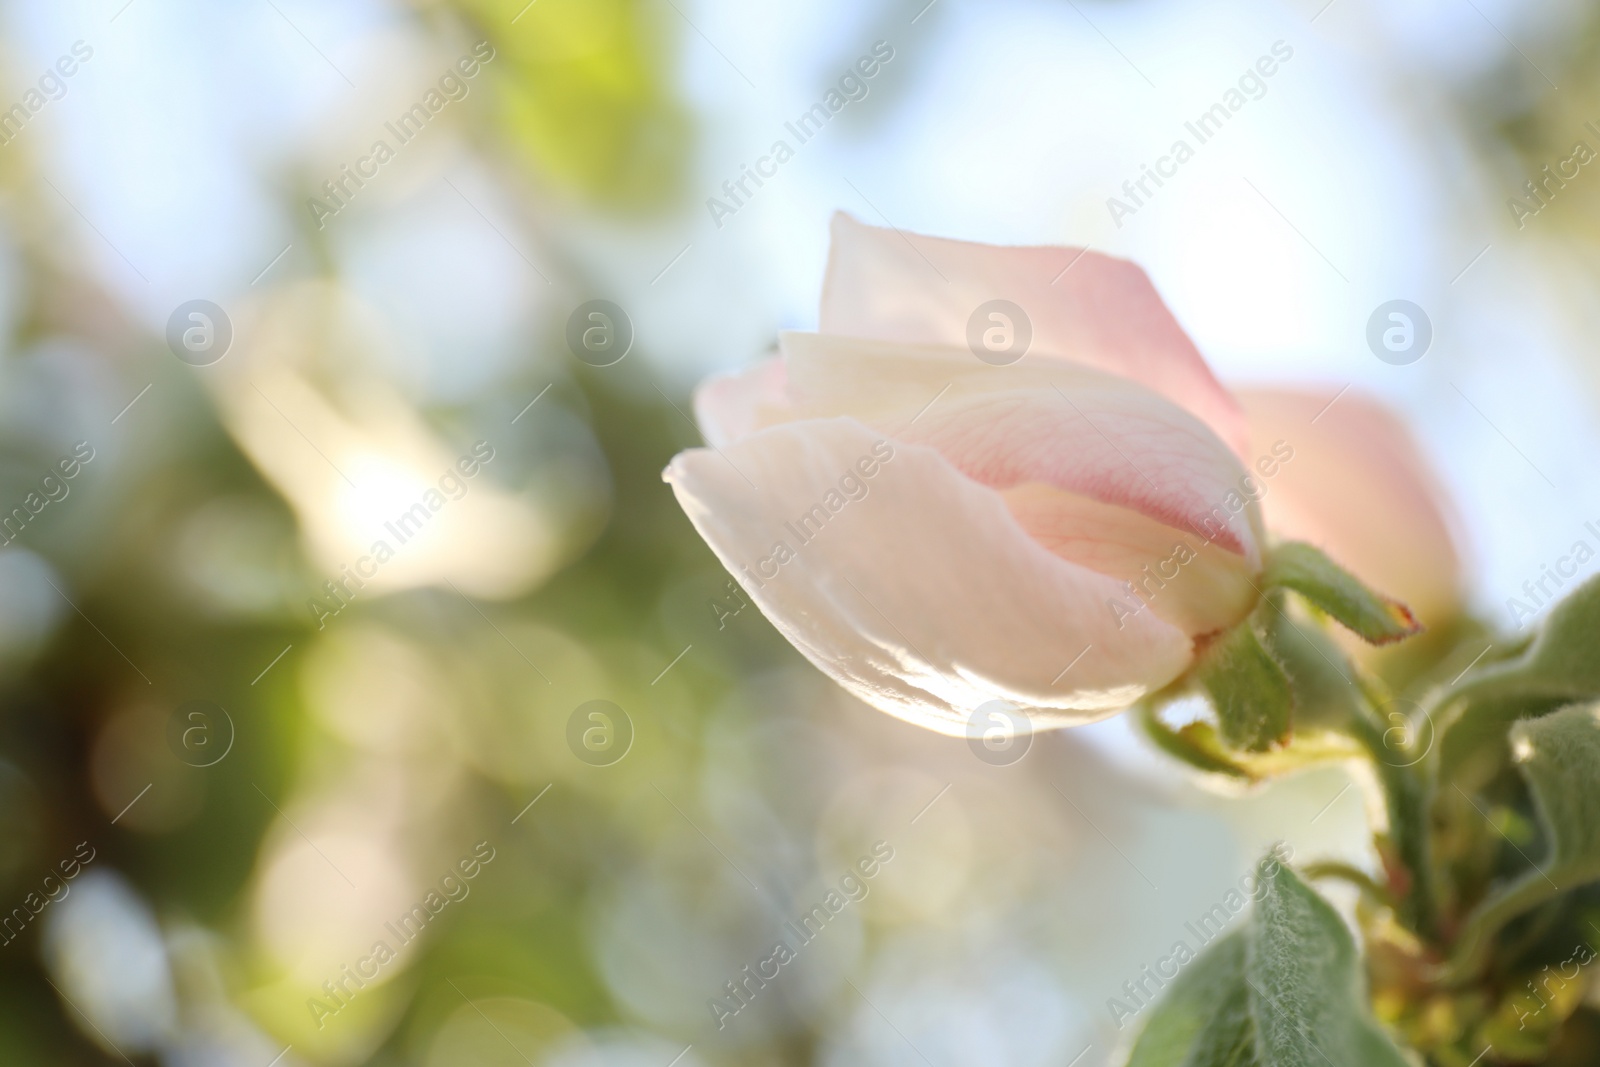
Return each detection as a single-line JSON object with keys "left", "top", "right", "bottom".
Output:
{"left": 778, "top": 331, "right": 1264, "bottom": 563}
{"left": 692, "top": 355, "right": 790, "bottom": 449}
{"left": 1237, "top": 388, "right": 1463, "bottom": 626}
{"left": 819, "top": 211, "right": 1250, "bottom": 458}
{"left": 663, "top": 417, "right": 1194, "bottom": 734}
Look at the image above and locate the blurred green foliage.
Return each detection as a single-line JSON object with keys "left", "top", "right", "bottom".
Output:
{"left": 453, "top": 0, "right": 693, "bottom": 210}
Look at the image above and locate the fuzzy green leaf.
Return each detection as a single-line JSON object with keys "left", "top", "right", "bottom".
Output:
{"left": 1262, "top": 542, "right": 1422, "bottom": 645}
{"left": 1439, "top": 574, "right": 1600, "bottom": 784}
{"left": 1197, "top": 618, "right": 1293, "bottom": 752}
{"left": 1124, "top": 933, "right": 1251, "bottom": 1067}
{"left": 1440, "top": 702, "right": 1600, "bottom": 983}
{"left": 1248, "top": 861, "right": 1411, "bottom": 1067}
{"left": 1122, "top": 860, "right": 1409, "bottom": 1067}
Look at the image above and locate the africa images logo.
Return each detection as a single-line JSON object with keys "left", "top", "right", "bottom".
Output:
{"left": 307, "top": 441, "right": 496, "bottom": 629}
{"left": 705, "top": 40, "right": 896, "bottom": 228}
{"left": 306, "top": 42, "right": 496, "bottom": 229}
{"left": 1106, "top": 41, "right": 1294, "bottom": 228}
{"left": 707, "top": 842, "right": 895, "bottom": 1030}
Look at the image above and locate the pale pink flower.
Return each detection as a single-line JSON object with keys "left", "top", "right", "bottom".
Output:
{"left": 665, "top": 214, "right": 1370, "bottom": 735}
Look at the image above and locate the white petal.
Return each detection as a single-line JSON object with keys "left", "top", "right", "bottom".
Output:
{"left": 692, "top": 355, "right": 789, "bottom": 449}
{"left": 777, "top": 331, "right": 1264, "bottom": 564}
{"left": 663, "top": 418, "right": 1194, "bottom": 735}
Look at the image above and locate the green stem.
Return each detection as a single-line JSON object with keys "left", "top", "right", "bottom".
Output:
{"left": 1347, "top": 673, "right": 1442, "bottom": 943}
{"left": 1433, "top": 869, "right": 1569, "bottom": 986}
{"left": 1302, "top": 859, "right": 1398, "bottom": 910}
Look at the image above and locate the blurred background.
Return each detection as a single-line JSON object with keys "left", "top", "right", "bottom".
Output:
{"left": 0, "top": 0, "right": 1596, "bottom": 1062}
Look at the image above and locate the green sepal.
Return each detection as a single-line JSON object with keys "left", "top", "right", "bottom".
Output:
{"left": 1138, "top": 700, "right": 1363, "bottom": 786}
{"left": 1261, "top": 603, "right": 1366, "bottom": 732}
{"left": 1196, "top": 614, "right": 1293, "bottom": 752}
{"left": 1263, "top": 541, "right": 1423, "bottom": 645}
{"left": 1137, "top": 701, "right": 1255, "bottom": 782}
{"left": 1122, "top": 858, "right": 1410, "bottom": 1067}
